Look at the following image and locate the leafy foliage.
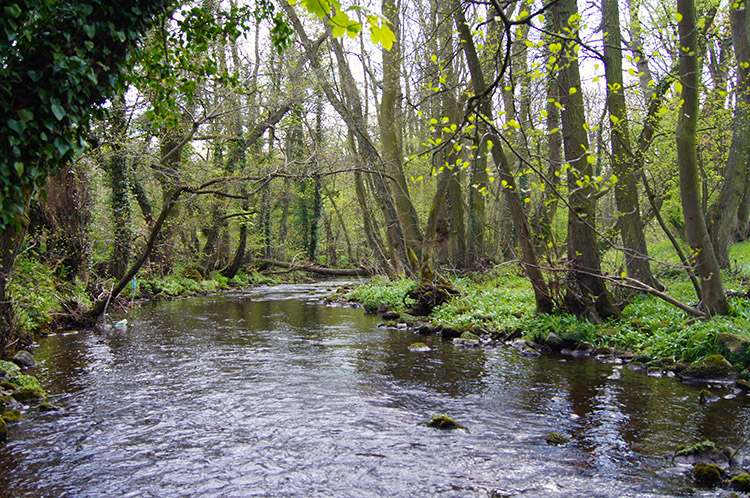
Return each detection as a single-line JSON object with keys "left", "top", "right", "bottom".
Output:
{"left": 0, "top": 0, "right": 168, "bottom": 230}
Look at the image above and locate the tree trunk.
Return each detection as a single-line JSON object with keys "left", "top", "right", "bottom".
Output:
{"left": 0, "top": 221, "right": 28, "bottom": 355}
{"left": 455, "top": 0, "right": 553, "bottom": 313}
{"left": 602, "top": 0, "right": 661, "bottom": 290}
{"left": 708, "top": 3, "right": 750, "bottom": 267}
{"left": 107, "top": 99, "right": 131, "bottom": 279}
{"left": 554, "top": 0, "right": 619, "bottom": 319}
{"left": 380, "top": 0, "right": 423, "bottom": 256}
{"left": 676, "top": 0, "right": 728, "bottom": 316}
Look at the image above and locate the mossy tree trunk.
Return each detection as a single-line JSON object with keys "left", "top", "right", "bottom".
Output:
{"left": 676, "top": 0, "right": 728, "bottom": 316}
{"left": 554, "top": 0, "right": 620, "bottom": 319}
{"left": 708, "top": 3, "right": 750, "bottom": 268}
{"left": 602, "top": 0, "right": 661, "bottom": 290}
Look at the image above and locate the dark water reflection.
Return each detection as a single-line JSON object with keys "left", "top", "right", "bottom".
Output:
{"left": 0, "top": 282, "right": 748, "bottom": 497}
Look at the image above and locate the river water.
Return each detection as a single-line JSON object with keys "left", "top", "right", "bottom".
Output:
{"left": 1, "top": 282, "right": 748, "bottom": 497}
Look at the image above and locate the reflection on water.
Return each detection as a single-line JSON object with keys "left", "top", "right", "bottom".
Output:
{"left": 0, "top": 282, "right": 747, "bottom": 497}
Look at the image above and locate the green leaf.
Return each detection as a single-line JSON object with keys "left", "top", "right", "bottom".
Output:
{"left": 7, "top": 119, "right": 25, "bottom": 134}
{"left": 4, "top": 4, "right": 21, "bottom": 18}
{"left": 368, "top": 16, "right": 395, "bottom": 51}
{"left": 51, "top": 102, "right": 66, "bottom": 121}
{"left": 329, "top": 11, "right": 360, "bottom": 38}
{"left": 14, "top": 163, "right": 23, "bottom": 176}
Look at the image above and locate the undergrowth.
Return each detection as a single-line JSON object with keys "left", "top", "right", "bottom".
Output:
{"left": 348, "top": 263, "right": 750, "bottom": 367}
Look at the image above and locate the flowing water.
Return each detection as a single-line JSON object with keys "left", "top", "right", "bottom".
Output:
{"left": 1, "top": 282, "right": 748, "bottom": 497}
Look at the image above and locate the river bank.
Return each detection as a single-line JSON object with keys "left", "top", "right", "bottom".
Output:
{"left": 342, "top": 268, "right": 750, "bottom": 391}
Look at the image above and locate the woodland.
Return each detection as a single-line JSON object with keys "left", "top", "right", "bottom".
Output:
{"left": 1, "top": 0, "right": 750, "bottom": 356}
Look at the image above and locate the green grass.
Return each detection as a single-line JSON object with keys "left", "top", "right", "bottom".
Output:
{"left": 346, "top": 276, "right": 416, "bottom": 312}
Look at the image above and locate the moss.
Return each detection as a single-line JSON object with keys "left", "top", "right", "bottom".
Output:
{"left": 460, "top": 331, "right": 480, "bottom": 341}
{"left": 736, "top": 379, "right": 750, "bottom": 392}
{"left": 0, "top": 381, "right": 17, "bottom": 391}
{"left": 0, "top": 418, "right": 6, "bottom": 442}
{"left": 1, "top": 409, "right": 22, "bottom": 423}
{"left": 408, "top": 342, "right": 431, "bottom": 352}
{"left": 731, "top": 473, "right": 750, "bottom": 492}
{"left": 0, "top": 360, "right": 20, "bottom": 378}
{"left": 545, "top": 432, "right": 569, "bottom": 446}
{"left": 692, "top": 463, "right": 724, "bottom": 486}
{"left": 675, "top": 440, "right": 716, "bottom": 457}
{"left": 38, "top": 402, "right": 60, "bottom": 413}
{"left": 9, "top": 374, "right": 44, "bottom": 394}
{"left": 665, "top": 362, "right": 687, "bottom": 374}
{"left": 11, "top": 387, "right": 45, "bottom": 402}
{"left": 426, "top": 414, "right": 466, "bottom": 430}
{"left": 681, "top": 355, "right": 736, "bottom": 381}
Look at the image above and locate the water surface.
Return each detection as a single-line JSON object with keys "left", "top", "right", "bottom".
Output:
{"left": 1, "top": 282, "right": 748, "bottom": 497}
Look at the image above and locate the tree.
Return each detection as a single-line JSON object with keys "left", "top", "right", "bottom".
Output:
{"left": 676, "top": 0, "right": 728, "bottom": 316}
{"left": 0, "top": 0, "right": 168, "bottom": 352}
{"left": 553, "top": 0, "right": 619, "bottom": 319}
{"left": 602, "top": 0, "right": 661, "bottom": 290}
{"left": 708, "top": 1, "right": 750, "bottom": 268}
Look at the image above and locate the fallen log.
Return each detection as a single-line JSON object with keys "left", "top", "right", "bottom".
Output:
{"left": 256, "top": 259, "right": 371, "bottom": 277}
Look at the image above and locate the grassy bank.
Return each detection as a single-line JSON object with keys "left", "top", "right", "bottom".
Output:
{"left": 9, "top": 254, "right": 280, "bottom": 335}
{"left": 347, "top": 256, "right": 750, "bottom": 374}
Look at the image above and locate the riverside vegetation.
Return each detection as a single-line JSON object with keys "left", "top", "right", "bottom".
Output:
{"left": 346, "top": 240, "right": 750, "bottom": 386}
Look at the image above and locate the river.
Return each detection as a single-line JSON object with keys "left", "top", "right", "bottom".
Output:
{"left": 1, "top": 282, "right": 748, "bottom": 497}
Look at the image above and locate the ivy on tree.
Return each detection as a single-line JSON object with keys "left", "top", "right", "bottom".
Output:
{"left": 0, "top": 0, "right": 169, "bottom": 230}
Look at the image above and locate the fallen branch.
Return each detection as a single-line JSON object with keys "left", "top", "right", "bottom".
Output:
{"left": 256, "top": 259, "right": 371, "bottom": 277}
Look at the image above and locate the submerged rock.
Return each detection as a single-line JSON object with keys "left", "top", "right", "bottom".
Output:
{"left": 647, "top": 367, "right": 663, "bottom": 378}
{"left": 699, "top": 389, "right": 720, "bottom": 405}
{"left": 544, "top": 432, "right": 569, "bottom": 446}
{"left": 520, "top": 347, "right": 541, "bottom": 358}
{"left": 730, "top": 473, "right": 750, "bottom": 492}
{"left": 460, "top": 331, "right": 480, "bottom": 341}
{"left": 544, "top": 332, "right": 571, "bottom": 351}
{"left": 692, "top": 463, "right": 724, "bottom": 486}
{"left": 440, "top": 327, "right": 461, "bottom": 339}
{"left": 425, "top": 414, "right": 467, "bottom": 431}
{"left": 38, "top": 402, "right": 61, "bottom": 413}
{"left": 11, "top": 351, "right": 35, "bottom": 368}
{"left": 1, "top": 409, "right": 22, "bottom": 423}
{"left": 572, "top": 342, "right": 594, "bottom": 357}
{"left": 408, "top": 342, "right": 432, "bottom": 352}
{"left": 11, "top": 387, "right": 45, "bottom": 402}
{"left": 417, "top": 322, "right": 438, "bottom": 335}
{"left": 453, "top": 338, "right": 480, "bottom": 347}
{"left": 681, "top": 355, "right": 737, "bottom": 383}
{"left": 675, "top": 440, "right": 717, "bottom": 458}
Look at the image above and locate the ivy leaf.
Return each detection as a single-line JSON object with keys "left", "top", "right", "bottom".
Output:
{"left": 7, "top": 119, "right": 25, "bottom": 135}
{"left": 51, "top": 102, "right": 66, "bottom": 121}
{"left": 4, "top": 4, "right": 21, "bottom": 18}
{"left": 17, "top": 109, "right": 33, "bottom": 122}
